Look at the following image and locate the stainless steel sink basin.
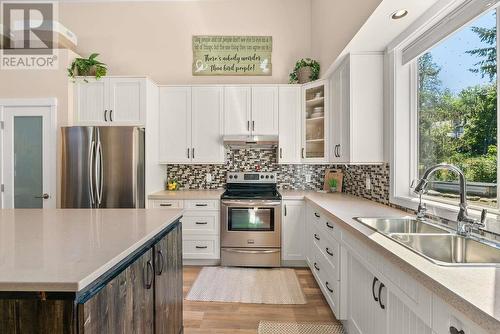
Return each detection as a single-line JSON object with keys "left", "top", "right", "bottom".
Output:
{"left": 389, "top": 234, "right": 500, "bottom": 266}
{"left": 354, "top": 217, "right": 450, "bottom": 234}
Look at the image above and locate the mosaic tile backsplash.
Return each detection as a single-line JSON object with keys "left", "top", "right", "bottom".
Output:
{"left": 166, "top": 148, "right": 390, "bottom": 204}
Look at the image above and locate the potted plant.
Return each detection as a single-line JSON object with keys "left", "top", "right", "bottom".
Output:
{"left": 328, "top": 178, "right": 338, "bottom": 193}
{"left": 289, "top": 58, "right": 320, "bottom": 84}
{"left": 167, "top": 179, "right": 181, "bottom": 191}
{"left": 68, "top": 53, "right": 107, "bottom": 82}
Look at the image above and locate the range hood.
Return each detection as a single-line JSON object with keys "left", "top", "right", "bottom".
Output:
{"left": 223, "top": 135, "right": 279, "bottom": 148}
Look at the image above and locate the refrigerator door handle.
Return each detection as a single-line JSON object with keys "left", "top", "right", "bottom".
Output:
{"left": 89, "top": 140, "right": 96, "bottom": 206}
{"left": 96, "top": 139, "right": 104, "bottom": 205}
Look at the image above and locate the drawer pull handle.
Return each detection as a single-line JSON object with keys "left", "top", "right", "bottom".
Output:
{"left": 313, "top": 262, "right": 320, "bottom": 271}
{"left": 159, "top": 203, "right": 172, "bottom": 207}
{"left": 326, "top": 281, "right": 333, "bottom": 293}
{"left": 314, "top": 212, "right": 320, "bottom": 218}
{"left": 326, "top": 247, "right": 334, "bottom": 256}
{"left": 449, "top": 327, "right": 465, "bottom": 334}
{"left": 326, "top": 222, "right": 334, "bottom": 229}
{"left": 196, "top": 245, "right": 208, "bottom": 249}
{"left": 195, "top": 222, "right": 208, "bottom": 225}
{"left": 314, "top": 234, "right": 320, "bottom": 241}
{"left": 195, "top": 203, "right": 208, "bottom": 207}
{"left": 372, "top": 277, "right": 379, "bottom": 302}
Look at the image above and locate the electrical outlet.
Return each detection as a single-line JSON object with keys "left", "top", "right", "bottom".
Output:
{"left": 206, "top": 173, "right": 212, "bottom": 183}
{"left": 365, "top": 175, "right": 372, "bottom": 190}
{"left": 305, "top": 174, "right": 312, "bottom": 183}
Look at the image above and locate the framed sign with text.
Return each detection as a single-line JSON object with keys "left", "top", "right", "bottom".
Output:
{"left": 192, "top": 35, "right": 272, "bottom": 76}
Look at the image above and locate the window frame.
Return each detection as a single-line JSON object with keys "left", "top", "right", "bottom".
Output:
{"left": 389, "top": 2, "right": 500, "bottom": 221}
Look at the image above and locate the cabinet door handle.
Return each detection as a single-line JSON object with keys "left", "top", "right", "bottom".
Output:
{"left": 337, "top": 144, "right": 341, "bottom": 157}
{"left": 326, "top": 281, "right": 334, "bottom": 293}
{"left": 284, "top": 204, "right": 287, "bottom": 216}
{"left": 104, "top": 110, "right": 108, "bottom": 122}
{"left": 326, "top": 222, "right": 334, "bottom": 229}
{"left": 187, "top": 148, "right": 190, "bottom": 159}
{"left": 449, "top": 327, "right": 465, "bottom": 334}
{"left": 378, "top": 282, "right": 385, "bottom": 309}
{"left": 279, "top": 148, "right": 283, "bottom": 159}
{"left": 196, "top": 245, "right": 208, "bottom": 249}
{"left": 195, "top": 221, "right": 208, "bottom": 225}
{"left": 313, "top": 262, "right": 320, "bottom": 271}
{"left": 247, "top": 121, "right": 250, "bottom": 131}
{"left": 110, "top": 109, "right": 113, "bottom": 122}
{"left": 314, "top": 234, "right": 320, "bottom": 241}
{"left": 192, "top": 147, "right": 195, "bottom": 159}
{"left": 301, "top": 148, "right": 305, "bottom": 159}
{"left": 144, "top": 260, "right": 154, "bottom": 289}
{"left": 252, "top": 120, "right": 255, "bottom": 131}
{"left": 314, "top": 212, "right": 320, "bottom": 218}
{"left": 159, "top": 203, "right": 172, "bottom": 207}
{"left": 156, "top": 250, "right": 165, "bottom": 275}
{"left": 372, "top": 277, "right": 379, "bottom": 302}
{"left": 195, "top": 203, "right": 208, "bottom": 207}
{"left": 325, "top": 247, "right": 334, "bottom": 256}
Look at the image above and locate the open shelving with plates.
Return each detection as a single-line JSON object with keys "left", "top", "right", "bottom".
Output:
{"left": 302, "top": 80, "right": 328, "bottom": 162}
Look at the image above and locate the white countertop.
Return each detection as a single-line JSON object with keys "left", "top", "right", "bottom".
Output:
{"left": 0, "top": 209, "right": 183, "bottom": 292}
{"left": 149, "top": 189, "right": 224, "bottom": 200}
{"left": 301, "top": 192, "right": 500, "bottom": 332}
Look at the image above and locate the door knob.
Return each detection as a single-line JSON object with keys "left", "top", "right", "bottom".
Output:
{"left": 34, "top": 193, "right": 49, "bottom": 199}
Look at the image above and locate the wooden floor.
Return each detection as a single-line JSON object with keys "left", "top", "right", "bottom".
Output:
{"left": 183, "top": 266, "right": 339, "bottom": 334}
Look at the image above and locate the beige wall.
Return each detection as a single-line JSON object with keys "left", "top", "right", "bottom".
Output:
{"left": 311, "top": 0, "right": 382, "bottom": 76}
{"left": 59, "top": 0, "right": 312, "bottom": 85}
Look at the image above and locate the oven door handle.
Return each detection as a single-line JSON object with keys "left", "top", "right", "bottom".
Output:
{"left": 223, "top": 249, "right": 280, "bottom": 254}
{"left": 221, "top": 200, "right": 282, "bottom": 206}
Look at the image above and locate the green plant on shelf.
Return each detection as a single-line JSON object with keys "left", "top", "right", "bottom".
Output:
{"left": 289, "top": 58, "right": 320, "bottom": 84}
{"left": 68, "top": 53, "right": 107, "bottom": 82}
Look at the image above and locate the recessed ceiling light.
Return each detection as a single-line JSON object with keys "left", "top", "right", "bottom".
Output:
{"left": 391, "top": 9, "right": 408, "bottom": 20}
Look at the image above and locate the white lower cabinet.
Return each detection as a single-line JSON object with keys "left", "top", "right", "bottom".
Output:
{"left": 304, "top": 202, "right": 486, "bottom": 334}
{"left": 282, "top": 200, "right": 305, "bottom": 262}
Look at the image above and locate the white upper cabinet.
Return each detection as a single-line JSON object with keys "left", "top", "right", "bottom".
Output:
{"left": 278, "top": 86, "right": 302, "bottom": 163}
{"left": 74, "top": 79, "right": 107, "bottom": 125}
{"left": 159, "top": 87, "right": 192, "bottom": 164}
{"left": 251, "top": 86, "right": 279, "bottom": 135}
{"left": 191, "top": 86, "right": 224, "bottom": 163}
{"left": 159, "top": 86, "right": 224, "bottom": 164}
{"left": 302, "top": 80, "right": 329, "bottom": 163}
{"left": 73, "top": 77, "right": 147, "bottom": 126}
{"left": 107, "top": 78, "right": 146, "bottom": 125}
{"left": 223, "top": 86, "right": 251, "bottom": 135}
{"left": 330, "top": 53, "right": 384, "bottom": 163}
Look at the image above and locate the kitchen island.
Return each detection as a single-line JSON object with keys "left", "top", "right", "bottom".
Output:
{"left": 0, "top": 209, "right": 183, "bottom": 334}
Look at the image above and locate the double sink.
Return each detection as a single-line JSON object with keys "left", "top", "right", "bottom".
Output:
{"left": 354, "top": 217, "right": 500, "bottom": 266}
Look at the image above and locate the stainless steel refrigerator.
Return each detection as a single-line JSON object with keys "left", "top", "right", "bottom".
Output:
{"left": 61, "top": 126, "right": 145, "bottom": 208}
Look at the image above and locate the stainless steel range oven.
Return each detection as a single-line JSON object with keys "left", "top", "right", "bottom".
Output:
{"left": 220, "top": 172, "right": 281, "bottom": 267}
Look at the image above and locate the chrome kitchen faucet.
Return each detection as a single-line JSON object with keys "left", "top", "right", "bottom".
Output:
{"left": 413, "top": 164, "right": 487, "bottom": 236}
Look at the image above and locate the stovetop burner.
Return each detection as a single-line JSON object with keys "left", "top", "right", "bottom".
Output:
{"left": 221, "top": 172, "right": 281, "bottom": 200}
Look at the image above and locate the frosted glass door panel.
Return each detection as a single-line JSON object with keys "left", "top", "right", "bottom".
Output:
{"left": 14, "top": 116, "right": 43, "bottom": 208}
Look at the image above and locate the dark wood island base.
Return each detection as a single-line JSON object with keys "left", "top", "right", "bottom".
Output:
{"left": 0, "top": 220, "right": 183, "bottom": 334}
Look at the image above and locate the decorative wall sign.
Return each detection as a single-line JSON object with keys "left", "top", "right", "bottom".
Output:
{"left": 192, "top": 35, "right": 272, "bottom": 76}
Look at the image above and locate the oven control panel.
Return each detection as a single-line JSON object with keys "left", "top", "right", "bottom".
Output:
{"left": 226, "top": 172, "right": 277, "bottom": 183}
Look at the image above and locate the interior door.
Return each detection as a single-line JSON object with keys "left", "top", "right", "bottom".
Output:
{"left": 191, "top": 86, "right": 224, "bottom": 163}
{"left": 223, "top": 86, "right": 251, "bottom": 135}
{"left": 251, "top": 86, "right": 278, "bottom": 135}
{"left": 158, "top": 87, "right": 192, "bottom": 163}
{"left": 108, "top": 78, "right": 145, "bottom": 125}
{"left": 1, "top": 104, "right": 56, "bottom": 208}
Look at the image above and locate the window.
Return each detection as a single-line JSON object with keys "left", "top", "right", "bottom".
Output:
{"left": 417, "top": 9, "right": 498, "bottom": 209}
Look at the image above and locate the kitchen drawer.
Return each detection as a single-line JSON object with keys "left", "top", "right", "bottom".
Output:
{"left": 311, "top": 225, "right": 340, "bottom": 280}
{"left": 181, "top": 212, "right": 219, "bottom": 235}
{"left": 150, "top": 200, "right": 184, "bottom": 208}
{"left": 184, "top": 200, "right": 219, "bottom": 210}
{"left": 183, "top": 235, "right": 220, "bottom": 259}
{"left": 308, "top": 206, "right": 342, "bottom": 241}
